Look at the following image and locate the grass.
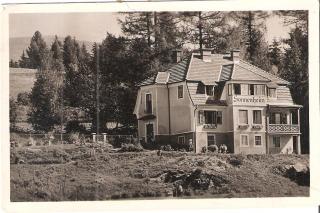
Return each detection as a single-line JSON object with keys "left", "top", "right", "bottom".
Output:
{"left": 10, "top": 144, "right": 309, "bottom": 201}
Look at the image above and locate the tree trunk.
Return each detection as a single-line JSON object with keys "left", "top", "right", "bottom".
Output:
{"left": 198, "top": 12, "right": 203, "bottom": 56}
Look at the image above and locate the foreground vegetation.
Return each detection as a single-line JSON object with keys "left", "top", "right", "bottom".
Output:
{"left": 10, "top": 143, "right": 309, "bottom": 201}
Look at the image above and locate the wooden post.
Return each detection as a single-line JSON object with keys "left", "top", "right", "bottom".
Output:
{"left": 92, "top": 133, "right": 96, "bottom": 143}
{"left": 102, "top": 133, "right": 107, "bottom": 143}
{"left": 297, "top": 135, "right": 301, "bottom": 154}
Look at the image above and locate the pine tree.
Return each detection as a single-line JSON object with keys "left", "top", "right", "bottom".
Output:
{"left": 10, "top": 98, "right": 18, "bottom": 129}
{"left": 279, "top": 27, "right": 308, "bottom": 153}
{"left": 18, "top": 50, "right": 30, "bottom": 68}
{"left": 268, "top": 39, "right": 282, "bottom": 74}
{"left": 231, "top": 11, "right": 271, "bottom": 71}
{"left": 26, "top": 31, "right": 47, "bottom": 69}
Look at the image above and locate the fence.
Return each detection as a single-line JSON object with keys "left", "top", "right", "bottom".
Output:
{"left": 10, "top": 132, "right": 135, "bottom": 147}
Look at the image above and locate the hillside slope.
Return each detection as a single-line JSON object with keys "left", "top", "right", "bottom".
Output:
{"left": 10, "top": 36, "right": 95, "bottom": 61}
{"left": 10, "top": 145, "right": 309, "bottom": 201}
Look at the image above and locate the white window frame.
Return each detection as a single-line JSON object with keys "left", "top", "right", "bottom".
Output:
{"left": 238, "top": 109, "right": 248, "bottom": 125}
{"left": 252, "top": 110, "right": 262, "bottom": 124}
{"left": 240, "top": 134, "right": 249, "bottom": 147}
{"left": 254, "top": 134, "right": 262, "bottom": 147}
{"left": 207, "top": 133, "right": 216, "bottom": 145}
{"left": 178, "top": 135, "right": 185, "bottom": 144}
{"left": 178, "top": 85, "right": 184, "bottom": 99}
{"left": 145, "top": 93, "right": 152, "bottom": 113}
{"left": 228, "top": 84, "right": 233, "bottom": 96}
{"left": 268, "top": 88, "right": 277, "bottom": 98}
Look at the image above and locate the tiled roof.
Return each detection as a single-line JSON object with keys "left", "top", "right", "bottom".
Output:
{"left": 232, "top": 63, "right": 270, "bottom": 82}
{"left": 167, "top": 58, "right": 189, "bottom": 83}
{"left": 237, "top": 60, "right": 289, "bottom": 84}
{"left": 138, "top": 58, "right": 189, "bottom": 86}
{"left": 186, "top": 54, "right": 230, "bottom": 85}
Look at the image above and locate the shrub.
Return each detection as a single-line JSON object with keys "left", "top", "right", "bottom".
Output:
{"left": 67, "top": 132, "right": 84, "bottom": 144}
{"left": 201, "top": 146, "right": 207, "bottom": 153}
{"left": 228, "top": 155, "right": 246, "bottom": 167}
{"left": 17, "top": 92, "right": 30, "bottom": 106}
{"left": 119, "top": 143, "right": 143, "bottom": 152}
{"left": 208, "top": 145, "right": 218, "bottom": 153}
{"left": 65, "top": 121, "right": 87, "bottom": 134}
{"left": 161, "top": 144, "right": 174, "bottom": 151}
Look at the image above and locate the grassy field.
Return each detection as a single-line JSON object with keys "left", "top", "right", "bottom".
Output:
{"left": 10, "top": 143, "right": 309, "bottom": 201}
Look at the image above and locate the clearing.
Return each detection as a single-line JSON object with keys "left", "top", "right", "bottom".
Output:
{"left": 10, "top": 144, "right": 309, "bottom": 201}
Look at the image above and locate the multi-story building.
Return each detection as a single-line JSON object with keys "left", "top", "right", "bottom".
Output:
{"left": 133, "top": 49, "right": 302, "bottom": 154}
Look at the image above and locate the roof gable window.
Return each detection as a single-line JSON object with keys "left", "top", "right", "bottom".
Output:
{"left": 234, "top": 84, "right": 241, "bottom": 95}
{"left": 249, "top": 84, "right": 266, "bottom": 96}
{"left": 196, "top": 83, "right": 205, "bottom": 94}
{"left": 206, "top": 85, "right": 214, "bottom": 96}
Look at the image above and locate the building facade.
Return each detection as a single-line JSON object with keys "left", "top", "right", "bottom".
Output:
{"left": 133, "top": 49, "right": 302, "bottom": 154}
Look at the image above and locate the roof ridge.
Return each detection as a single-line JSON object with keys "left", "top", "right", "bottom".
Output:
{"left": 239, "top": 59, "right": 289, "bottom": 83}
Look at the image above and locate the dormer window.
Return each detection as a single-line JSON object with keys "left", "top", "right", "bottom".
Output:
{"left": 268, "top": 88, "right": 276, "bottom": 98}
{"left": 206, "top": 85, "right": 214, "bottom": 96}
{"left": 234, "top": 84, "right": 241, "bottom": 95}
{"left": 249, "top": 84, "right": 266, "bottom": 96}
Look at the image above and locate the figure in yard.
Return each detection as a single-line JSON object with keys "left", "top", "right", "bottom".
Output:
{"left": 188, "top": 139, "right": 193, "bottom": 152}
{"left": 219, "top": 144, "right": 227, "bottom": 154}
{"left": 157, "top": 149, "right": 162, "bottom": 157}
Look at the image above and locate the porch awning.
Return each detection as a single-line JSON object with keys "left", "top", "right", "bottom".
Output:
{"left": 267, "top": 104, "right": 303, "bottom": 108}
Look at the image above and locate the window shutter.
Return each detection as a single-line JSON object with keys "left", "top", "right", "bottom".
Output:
{"left": 198, "top": 110, "right": 204, "bottom": 124}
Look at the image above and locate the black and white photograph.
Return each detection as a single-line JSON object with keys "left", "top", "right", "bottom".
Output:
{"left": 1, "top": 1, "right": 319, "bottom": 210}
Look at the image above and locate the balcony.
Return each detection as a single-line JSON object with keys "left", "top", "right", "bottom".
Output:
{"left": 267, "top": 124, "right": 300, "bottom": 134}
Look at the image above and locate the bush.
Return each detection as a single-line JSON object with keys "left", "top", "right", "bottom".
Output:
{"left": 17, "top": 92, "right": 30, "bottom": 106}
{"left": 201, "top": 146, "right": 207, "bottom": 153}
{"left": 119, "top": 143, "right": 144, "bottom": 152}
{"left": 161, "top": 144, "right": 174, "bottom": 151}
{"left": 65, "top": 121, "right": 87, "bottom": 133}
{"left": 67, "top": 132, "right": 84, "bottom": 144}
{"left": 228, "top": 155, "right": 246, "bottom": 167}
{"left": 208, "top": 145, "right": 218, "bottom": 153}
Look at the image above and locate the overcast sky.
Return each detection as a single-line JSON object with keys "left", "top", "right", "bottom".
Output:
{"left": 9, "top": 12, "right": 292, "bottom": 43}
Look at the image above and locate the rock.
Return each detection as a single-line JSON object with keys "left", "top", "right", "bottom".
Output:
{"left": 286, "top": 162, "right": 310, "bottom": 186}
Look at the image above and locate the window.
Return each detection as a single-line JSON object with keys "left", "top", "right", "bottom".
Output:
{"left": 206, "top": 85, "right": 214, "bottom": 96}
{"left": 239, "top": 110, "right": 248, "bottom": 124}
{"left": 207, "top": 134, "right": 216, "bottom": 145}
{"left": 254, "top": 135, "right": 262, "bottom": 146}
{"left": 241, "top": 84, "right": 249, "bottom": 95}
{"left": 253, "top": 110, "right": 262, "bottom": 124}
{"left": 145, "top": 93, "right": 152, "bottom": 113}
{"left": 199, "top": 110, "right": 222, "bottom": 125}
{"left": 228, "top": 84, "right": 233, "bottom": 95}
{"left": 178, "top": 136, "right": 185, "bottom": 144}
{"left": 240, "top": 134, "right": 249, "bottom": 147}
{"left": 197, "top": 83, "right": 205, "bottom": 94}
{"left": 249, "top": 84, "right": 266, "bottom": 95}
{"left": 204, "top": 111, "right": 217, "bottom": 124}
{"left": 178, "top": 85, "right": 183, "bottom": 99}
{"left": 268, "top": 88, "right": 276, "bottom": 98}
{"left": 217, "top": 111, "right": 222, "bottom": 124}
{"left": 234, "top": 84, "right": 241, "bottom": 95}
{"left": 270, "top": 112, "right": 287, "bottom": 124}
{"left": 291, "top": 110, "right": 298, "bottom": 124}
{"left": 273, "top": 136, "right": 280, "bottom": 148}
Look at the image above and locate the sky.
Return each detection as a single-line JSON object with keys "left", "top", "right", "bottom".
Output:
{"left": 9, "top": 12, "right": 293, "bottom": 44}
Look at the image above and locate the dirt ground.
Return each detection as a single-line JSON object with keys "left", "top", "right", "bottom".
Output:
{"left": 10, "top": 144, "right": 309, "bottom": 201}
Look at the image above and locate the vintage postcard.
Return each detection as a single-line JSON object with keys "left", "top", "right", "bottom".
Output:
{"left": 1, "top": 0, "right": 319, "bottom": 212}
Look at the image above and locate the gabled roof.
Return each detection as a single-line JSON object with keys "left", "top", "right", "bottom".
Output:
{"left": 138, "top": 58, "right": 189, "bottom": 86}
{"left": 138, "top": 52, "right": 289, "bottom": 87}
{"left": 186, "top": 54, "right": 230, "bottom": 85}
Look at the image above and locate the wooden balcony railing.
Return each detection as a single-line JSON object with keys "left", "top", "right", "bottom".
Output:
{"left": 267, "top": 124, "right": 300, "bottom": 133}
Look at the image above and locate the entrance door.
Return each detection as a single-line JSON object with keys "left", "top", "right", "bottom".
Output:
{"left": 146, "top": 123, "right": 154, "bottom": 143}
{"left": 293, "top": 136, "right": 298, "bottom": 154}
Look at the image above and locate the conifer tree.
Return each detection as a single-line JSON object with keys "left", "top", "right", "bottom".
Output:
{"left": 26, "top": 31, "right": 47, "bottom": 69}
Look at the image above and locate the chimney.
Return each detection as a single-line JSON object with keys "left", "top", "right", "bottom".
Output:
{"left": 231, "top": 49, "right": 240, "bottom": 63}
{"left": 200, "top": 48, "right": 212, "bottom": 62}
{"left": 172, "top": 49, "right": 182, "bottom": 63}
